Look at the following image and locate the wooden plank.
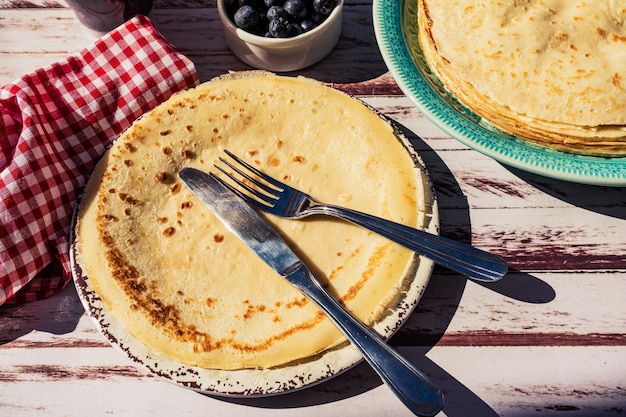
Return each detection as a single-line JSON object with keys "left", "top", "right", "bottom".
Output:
{"left": 397, "top": 272, "right": 626, "bottom": 346}
{"left": 439, "top": 205, "right": 626, "bottom": 270}
{"left": 0, "top": 0, "right": 65, "bottom": 7}
{"left": 0, "top": 6, "right": 401, "bottom": 94}
{"left": 0, "top": 0, "right": 213, "bottom": 8}
{"left": 0, "top": 344, "right": 623, "bottom": 416}
{"left": 425, "top": 345, "right": 626, "bottom": 417}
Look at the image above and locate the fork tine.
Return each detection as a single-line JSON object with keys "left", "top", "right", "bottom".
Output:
{"left": 214, "top": 164, "right": 278, "bottom": 207}
{"left": 209, "top": 172, "right": 274, "bottom": 209}
{"left": 224, "top": 149, "right": 285, "bottom": 190}
{"left": 217, "top": 157, "right": 277, "bottom": 197}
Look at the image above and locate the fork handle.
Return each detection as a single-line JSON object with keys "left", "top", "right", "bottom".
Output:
{"left": 310, "top": 204, "right": 507, "bottom": 281}
{"left": 286, "top": 263, "right": 444, "bottom": 417}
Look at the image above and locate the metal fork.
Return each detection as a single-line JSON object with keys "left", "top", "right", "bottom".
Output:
{"left": 214, "top": 150, "right": 508, "bottom": 282}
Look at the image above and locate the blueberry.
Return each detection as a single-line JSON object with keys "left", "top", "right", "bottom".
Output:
{"left": 289, "top": 22, "right": 304, "bottom": 36}
{"left": 283, "top": 0, "right": 308, "bottom": 22}
{"left": 313, "top": 0, "right": 336, "bottom": 16}
{"left": 310, "top": 11, "right": 325, "bottom": 24}
{"left": 300, "top": 20, "right": 316, "bottom": 32}
{"left": 267, "top": 5, "right": 288, "bottom": 20}
{"left": 268, "top": 16, "right": 292, "bottom": 37}
{"left": 264, "top": 0, "right": 283, "bottom": 7}
{"left": 229, "top": 0, "right": 335, "bottom": 38}
{"left": 234, "top": 5, "right": 261, "bottom": 31}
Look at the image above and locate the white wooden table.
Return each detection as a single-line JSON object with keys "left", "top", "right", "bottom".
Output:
{"left": 1, "top": 1, "right": 625, "bottom": 416}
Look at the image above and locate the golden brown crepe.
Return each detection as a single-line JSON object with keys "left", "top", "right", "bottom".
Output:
{"left": 75, "top": 72, "right": 430, "bottom": 370}
{"left": 418, "top": 0, "right": 626, "bottom": 156}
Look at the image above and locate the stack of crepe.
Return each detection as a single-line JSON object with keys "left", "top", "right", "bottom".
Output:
{"left": 417, "top": 0, "right": 626, "bottom": 157}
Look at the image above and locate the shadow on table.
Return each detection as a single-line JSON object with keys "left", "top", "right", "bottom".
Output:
{"left": 219, "top": 351, "right": 500, "bottom": 417}
{"left": 473, "top": 268, "right": 555, "bottom": 303}
{"left": 400, "top": 125, "right": 557, "bottom": 305}
{"left": 0, "top": 265, "right": 85, "bottom": 344}
{"left": 506, "top": 166, "right": 626, "bottom": 220}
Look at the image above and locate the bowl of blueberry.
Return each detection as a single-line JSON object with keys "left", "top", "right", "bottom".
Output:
{"left": 218, "top": 0, "right": 342, "bottom": 71}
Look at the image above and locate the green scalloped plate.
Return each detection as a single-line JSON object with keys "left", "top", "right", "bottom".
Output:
{"left": 373, "top": 0, "right": 626, "bottom": 187}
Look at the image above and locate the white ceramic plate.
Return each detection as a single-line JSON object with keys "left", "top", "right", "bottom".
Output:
{"left": 374, "top": 0, "right": 626, "bottom": 187}
{"left": 69, "top": 121, "right": 438, "bottom": 397}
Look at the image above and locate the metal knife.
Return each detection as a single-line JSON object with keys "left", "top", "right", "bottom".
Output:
{"left": 179, "top": 167, "right": 444, "bottom": 417}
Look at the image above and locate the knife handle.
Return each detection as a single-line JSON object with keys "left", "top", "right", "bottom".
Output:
{"left": 286, "top": 263, "right": 444, "bottom": 417}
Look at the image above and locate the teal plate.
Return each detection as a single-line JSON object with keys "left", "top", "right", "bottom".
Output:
{"left": 373, "top": 0, "right": 626, "bottom": 187}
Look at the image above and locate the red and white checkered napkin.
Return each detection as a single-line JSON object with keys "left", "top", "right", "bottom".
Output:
{"left": 0, "top": 15, "right": 198, "bottom": 305}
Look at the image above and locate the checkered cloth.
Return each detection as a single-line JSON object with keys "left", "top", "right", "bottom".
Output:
{"left": 0, "top": 15, "right": 198, "bottom": 305}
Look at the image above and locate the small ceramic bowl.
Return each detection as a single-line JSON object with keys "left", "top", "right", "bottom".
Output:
{"left": 217, "top": 0, "right": 343, "bottom": 72}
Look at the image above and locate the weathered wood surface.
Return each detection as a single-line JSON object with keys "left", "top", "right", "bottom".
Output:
{"left": 0, "top": 2, "right": 401, "bottom": 93}
{"left": 1, "top": 1, "right": 625, "bottom": 416}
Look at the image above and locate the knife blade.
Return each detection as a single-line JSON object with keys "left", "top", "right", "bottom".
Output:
{"left": 179, "top": 167, "right": 444, "bottom": 417}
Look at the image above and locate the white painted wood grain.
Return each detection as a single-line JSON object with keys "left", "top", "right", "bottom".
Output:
{"left": 1, "top": 2, "right": 624, "bottom": 417}
{"left": 0, "top": 4, "right": 392, "bottom": 85}
{"left": 426, "top": 346, "right": 626, "bottom": 417}
{"left": 0, "top": 344, "right": 623, "bottom": 417}
{"left": 414, "top": 273, "right": 626, "bottom": 336}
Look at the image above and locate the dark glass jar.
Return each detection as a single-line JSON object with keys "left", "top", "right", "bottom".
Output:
{"left": 65, "top": 0, "right": 153, "bottom": 36}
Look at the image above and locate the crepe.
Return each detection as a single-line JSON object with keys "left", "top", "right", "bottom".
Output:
{"left": 418, "top": 0, "right": 626, "bottom": 156}
{"left": 76, "top": 72, "right": 429, "bottom": 370}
